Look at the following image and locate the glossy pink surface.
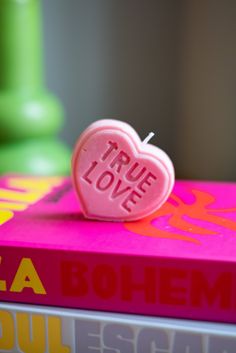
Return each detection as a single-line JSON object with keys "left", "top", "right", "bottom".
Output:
{"left": 1, "top": 177, "right": 236, "bottom": 260}
{"left": 2, "top": 176, "right": 236, "bottom": 323}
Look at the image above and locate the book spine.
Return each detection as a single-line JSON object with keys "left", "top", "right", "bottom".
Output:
{"left": 0, "top": 246, "right": 236, "bottom": 323}
{"left": 0, "top": 302, "right": 236, "bottom": 353}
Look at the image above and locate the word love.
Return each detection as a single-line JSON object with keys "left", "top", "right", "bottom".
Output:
{"left": 72, "top": 119, "right": 174, "bottom": 221}
{"left": 82, "top": 141, "right": 157, "bottom": 213}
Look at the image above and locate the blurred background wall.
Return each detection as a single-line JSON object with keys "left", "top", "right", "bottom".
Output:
{"left": 42, "top": 0, "right": 236, "bottom": 181}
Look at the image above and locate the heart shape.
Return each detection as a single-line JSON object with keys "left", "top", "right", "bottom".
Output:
{"left": 72, "top": 120, "right": 174, "bottom": 221}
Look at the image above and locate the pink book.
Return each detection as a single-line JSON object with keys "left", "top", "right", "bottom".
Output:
{"left": 1, "top": 176, "right": 236, "bottom": 323}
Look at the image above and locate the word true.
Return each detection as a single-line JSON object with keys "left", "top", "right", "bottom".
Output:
{"left": 82, "top": 141, "right": 157, "bottom": 213}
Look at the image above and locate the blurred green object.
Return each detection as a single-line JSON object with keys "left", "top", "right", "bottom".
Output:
{"left": 0, "top": 139, "right": 71, "bottom": 175}
{"left": 0, "top": 0, "right": 70, "bottom": 175}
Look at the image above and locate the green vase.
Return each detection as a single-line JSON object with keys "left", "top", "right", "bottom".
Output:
{"left": 0, "top": 0, "right": 70, "bottom": 175}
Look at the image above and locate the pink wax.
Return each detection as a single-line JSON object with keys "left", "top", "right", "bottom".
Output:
{"left": 72, "top": 119, "right": 175, "bottom": 221}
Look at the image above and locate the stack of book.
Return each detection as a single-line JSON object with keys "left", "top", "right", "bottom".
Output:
{"left": 1, "top": 175, "right": 236, "bottom": 352}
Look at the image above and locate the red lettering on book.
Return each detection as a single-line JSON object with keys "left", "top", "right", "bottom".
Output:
{"left": 159, "top": 268, "right": 187, "bottom": 306}
{"left": 93, "top": 264, "right": 117, "bottom": 299}
{"left": 121, "top": 266, "right": 156, "bottom": 303}
{"left": 191, "top": 271, "right": 232, "bottom": 309}
{"left": 61, "top": 261, "right": 235, "bottom": 313}
{"left": 61, "top": 261, "right": 88, "bottom": 296}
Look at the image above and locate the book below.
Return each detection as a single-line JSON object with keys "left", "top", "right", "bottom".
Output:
{"left": 0, "top": 301, "right": 235, "bottom": 353}
{"left": 1, "top": 176, "right": 236, "bottom": 323}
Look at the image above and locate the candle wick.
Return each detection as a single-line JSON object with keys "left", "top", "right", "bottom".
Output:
{"left": 143, "top": 132, "right": 155, "bottom": 144}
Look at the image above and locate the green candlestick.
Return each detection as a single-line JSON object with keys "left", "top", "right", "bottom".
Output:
{"left": 0, "top": 0, "right": 70, "bottom": 175}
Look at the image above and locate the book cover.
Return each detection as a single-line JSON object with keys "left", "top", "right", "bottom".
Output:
{"left": 0, "top": 301, "right": 236, "bottom": 353}
{"left": 1, "top": 176, "right": 236, "bottom": 323}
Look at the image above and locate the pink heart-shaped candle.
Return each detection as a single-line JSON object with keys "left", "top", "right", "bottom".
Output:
{"left": 72, "top": 119, "right": 174, "bottom": 221}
